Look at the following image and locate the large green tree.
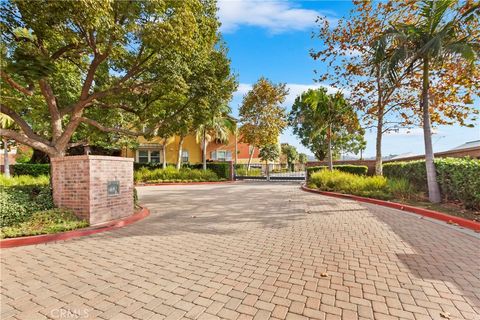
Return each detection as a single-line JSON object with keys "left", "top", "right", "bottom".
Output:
{"left": 311, "top": 1, "right": 478, "bottom": 176}
{"left": 289, "top": 88, "right": 364, "bottom": 169}
{"left": 382, "top": 0, "right": 479, "bottom": 203}
{"left": 0, "top": 0, "right": 220, "bottom": 158}
{"left": 239, "top": 77, "right": 288, "bottom": 168}
{"left": 281, "top": 143, "right": 298, "bottom": 171}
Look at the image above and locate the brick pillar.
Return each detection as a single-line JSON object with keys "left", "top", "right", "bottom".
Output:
{"left": 51, "top": 155, "right": 134, "bottom": 225}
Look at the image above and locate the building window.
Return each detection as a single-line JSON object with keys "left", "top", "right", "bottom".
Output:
{"left": 211, "top": 150, "right": 232, "bottom": 161}
{"left": 181, "top": 150, "right": 189, "bottom": 163}
{"left": 138, "top": 150, "right": 149, "bottom": 163}
{"left": 150, "top": 151, "right": 160, "bottom": 163}
{"left": 137, "top": 150, "right": 162, "bottom": 163}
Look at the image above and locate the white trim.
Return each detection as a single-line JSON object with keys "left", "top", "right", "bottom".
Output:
{"left": 136, "top": 149, "right": 162, "bottom": 163}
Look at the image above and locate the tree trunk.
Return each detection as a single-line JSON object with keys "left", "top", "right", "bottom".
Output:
{"left": 202, "top": 130, "right": 207, "bottom": 171}
{"left": 3, "top": 138, "right": 10, "bottom": 177}
{"left": 375, "top": 121, "right": 383, "bottom": 176}
{"left": 266, "top": 160, "right": 270, "bottom": 181}
{"left": 421, "top": 58, "right": 441, "bottom": 203}
{"left": 234, "top": 131, "right": 238, "bottom": 166}
{"left": 176, "top": 136, "right": 184, "bottom": 170}
{"left": 327, "top": 125, "right": 333, "bottom": 171}
{"left": 247, "top": 146, "right": 254, "bottom": 170}
{"left": 162, "top": 139, "right": 167, "bottom": 169}
{"left": 375, "top": 65, "right": 384, "bottom": 176}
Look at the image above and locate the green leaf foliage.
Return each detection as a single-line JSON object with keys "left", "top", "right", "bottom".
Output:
{"left": 12, "top": 163, "right": 50, "bottom": 176}
{"left": 0, "top": 175, "right": 54, "bottom": 227}
{"left": 134, "top": 167, "right": 220, "bottom": 183}
{"left": 1, "top": 209, "right": 88, "bottom": 239}
{"left": 383, "top": 158, "right": 480, "bottom": 210}
{"left": 289, "top": 88, "right": 365, "bottom": 160}
{"left": 307, "top": 165, "right": 368, "bottom": 178}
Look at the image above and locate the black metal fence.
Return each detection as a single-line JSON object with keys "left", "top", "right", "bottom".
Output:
{"left": 235, "top": 163, "right": 306, "bottom": 181}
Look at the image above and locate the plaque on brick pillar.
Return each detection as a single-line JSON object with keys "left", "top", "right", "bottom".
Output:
{"left": 51, "top": 155, "right": 134, "bottom": 225}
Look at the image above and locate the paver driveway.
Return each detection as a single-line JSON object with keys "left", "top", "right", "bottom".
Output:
{"left": 1, "top": 182, "right": 479, "bottom": 320}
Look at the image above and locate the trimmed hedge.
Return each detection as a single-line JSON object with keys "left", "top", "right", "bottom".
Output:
{"left": 383, "top": 157, "right": 480, "bottom": 210}
{"left": 134, "top": 162, "right": 232, "bottom": 180}
{"left": 12, "top": 163, "right": 51, "bottom": 176}
{"left": 307, "top": 165, "right": 368, "bottom": 178}
{"left": 134, "top": 167, "right": 220, "bottom": 183}
{"left": 205, "top": 162, "right": 231, "bottom": 180}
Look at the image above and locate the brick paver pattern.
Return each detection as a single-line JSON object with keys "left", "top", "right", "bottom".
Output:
{"left": 1, "top": 183, "right": 479, "bottom": 320}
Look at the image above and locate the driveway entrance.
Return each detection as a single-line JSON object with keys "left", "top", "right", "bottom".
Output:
{"left": 1, "top": 183, "right": 479, "bottom": 320}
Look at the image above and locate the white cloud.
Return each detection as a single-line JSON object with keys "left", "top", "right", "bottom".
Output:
{"left": 233, "top": 82, "right": 347, "bottom": 107}
{"left": 217, "top": 0, "right": 335, "bottom": 34}
{"left": 385, "top": 128, "right": 439, "bottom": 136}
{"left": 234, "top": 83, "right": 253, "bottom": 96}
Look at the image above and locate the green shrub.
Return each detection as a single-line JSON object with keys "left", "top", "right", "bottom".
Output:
{"left": 1, "top": 175, "right": 54, "bottom": 227}
{"left": 384, "top": 158, "right": 480, "bottom": 209}
{"left": 134, "top": 167, "right": 219, "bottom": 183}
{"left": 387, "top": 178, "right": 417, "bottom": 201}
{"left": 309, "top": 170, "right": 392, "bottom": 199}
{"left": 307, "top": 165, "right": 368, "bottom": 179}
{"left": 12, "top": 163, "right": 51, "bottom": 176}
{"left": 0, "top": 174, "right": 50, "bottom": 186}
{"left": 206, "top": 162, "right": 231, "bottom": 180}
{"left": 1, "top": 209, "right": 89, "bottom": 239}
{"left": 235, "top": 167, "right": 262, "bottom": 176}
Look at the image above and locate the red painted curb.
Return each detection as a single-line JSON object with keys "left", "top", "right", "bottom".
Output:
{"left": 136, "top": 181, "right": 236, "bottom": 186}
{"left": 301, "top": 185, "right": 480, "bottom": 232}
{"left": 0, "top": 207, "right": 150, "bottom": 249}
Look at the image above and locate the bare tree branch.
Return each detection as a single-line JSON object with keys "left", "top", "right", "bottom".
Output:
{"left": 50, "top": 43, "right": 79, "bottom": 60}
{"left": 0, "top": 71, "right": 34, "bottom": 96}
{"left": 39, "top": 79, "right": 62, "bottom": 141}
{"left": 80, "top": 53, "right": 108, "bottom": 100}
{"left": 67, "top": 141, "right": 88, "bottom": 148}
{"left": 0, "top": 103, "right": 51, "bottom": 145}
{"left": 0, "top": 128, "right": 55, "bottom": 155}
{"left": 79, "top": 117, "right": 143, "bottom": 136}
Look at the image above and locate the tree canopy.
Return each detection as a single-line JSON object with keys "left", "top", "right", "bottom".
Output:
{"left": 289, "top": 88, "right": 364, "bottom": 166}
{"left": 239, "top": 78, "right": 289, "bottom": 149}
{"left": 0, "top": 0, "right": 236, "bottom": 158}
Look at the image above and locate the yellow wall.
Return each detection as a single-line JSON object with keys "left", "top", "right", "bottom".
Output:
{"left": 122, "top": 134, "right": 264, "bottom": 165}
{"left": 122, "top": 135, "right": 202, "bottom": 164}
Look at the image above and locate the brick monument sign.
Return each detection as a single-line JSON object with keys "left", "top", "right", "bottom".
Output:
{"left": 51, "top": 155, "right": 134, "bottom": 225}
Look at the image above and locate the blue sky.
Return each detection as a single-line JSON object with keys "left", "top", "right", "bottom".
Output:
{"left": 218, "top": 0, "right": 480, "bottom": 158}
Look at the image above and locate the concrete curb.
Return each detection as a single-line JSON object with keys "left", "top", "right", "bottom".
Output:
{"left": 301, "top": 184, "right": 480, "bottom": 232}
{"left": 0, "top": 207, "right": 150, "bottom": 249}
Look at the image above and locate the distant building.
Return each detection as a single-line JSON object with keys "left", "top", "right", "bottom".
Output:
{"left": 449, "top": 140, "right": 480, "bottom": 151}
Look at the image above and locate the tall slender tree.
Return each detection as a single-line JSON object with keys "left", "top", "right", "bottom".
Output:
{"left": 382, "top": 0, "right": 479, "bottom": 203}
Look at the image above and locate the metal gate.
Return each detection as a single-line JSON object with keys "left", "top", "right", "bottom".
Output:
{"left": 234, "top": 163, "right": 306, "bottom": 181}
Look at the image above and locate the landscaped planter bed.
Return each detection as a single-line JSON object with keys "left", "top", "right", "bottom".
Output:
{"left": 0, "top": 207, "right": 150, "bottom": 249}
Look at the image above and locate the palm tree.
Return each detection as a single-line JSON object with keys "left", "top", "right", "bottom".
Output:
{"left": 303, "top": 89, "right": 359, "bottom": 171}
{"left": 0, "top": 114, "right": 15, "bottom": 177}
{"left": 383, "top": 0, "right": 478, "bottom": 203}
{"left": 196, "top": 113, "right": 236, "bottom": 171}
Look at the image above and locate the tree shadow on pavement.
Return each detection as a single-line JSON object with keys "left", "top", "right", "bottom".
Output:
{"left": 362, "top": 202, "right": 480, "bottom": 312}
{"left": 109, "top": 183, "right": 342, "bottom": 238}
